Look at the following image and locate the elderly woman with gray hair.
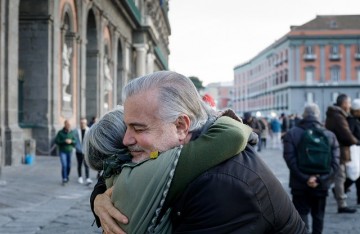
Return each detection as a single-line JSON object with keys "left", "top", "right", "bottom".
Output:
{"left": 83, "top": 105, "right": 252, "bottom": 233}
{"left": 283, "top": 103, "right": 340, "bottom": 234}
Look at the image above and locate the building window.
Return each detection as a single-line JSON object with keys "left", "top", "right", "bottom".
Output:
{"left": 356, "top": 45, "right": 360, "bottom": 60}
{"left": 306, "top": 45, "right": 314, "bottom": 54}
{"left": 330, "top": 66, "right": 340, "bottom": 82}
{"left": 330, "top": 45, "right": 341, "bottom": 60}
{"left": 331, "top": 45, "right": 339, "bottom": 54}
{"left": 305, "top": 67, "right": 314, "bottom": 83}
{"left": 303, "top": 45, "right": 316, "bottom": 61}
{"left": 357, "top": 67, "right": 360, "bottom": 82}
{"left": 330, "top": 20, "right": 338, "bottom": 28}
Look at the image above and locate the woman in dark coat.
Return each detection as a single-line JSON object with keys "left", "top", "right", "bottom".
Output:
{"left": 345, "top": 99, "right": 360, "bottom": 204}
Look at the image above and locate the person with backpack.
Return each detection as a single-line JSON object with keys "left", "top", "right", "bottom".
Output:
{"left": 326, "top": 94, "right": 360, "bottom": 214}
{"left": 283, "top": 103, "right": 340, "bottom": 234}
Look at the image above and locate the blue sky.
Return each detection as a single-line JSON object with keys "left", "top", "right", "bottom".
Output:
{"left": 168, "top": 0, "right": 360, "bottom": 85}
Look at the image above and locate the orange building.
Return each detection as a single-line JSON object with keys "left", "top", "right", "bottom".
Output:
{"left": 234, "top": 15, "right": 360, "bottom": 119}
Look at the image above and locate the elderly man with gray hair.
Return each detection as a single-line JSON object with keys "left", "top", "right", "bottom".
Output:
{"left": 91, "top": 71, "right": 306, "bottom": 234}
{"left": 283, "top": 103, "right": 340, "bottom": 234}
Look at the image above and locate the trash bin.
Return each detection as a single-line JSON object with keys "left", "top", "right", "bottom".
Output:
{"left": 24, "top": 139, "right": 36, "bottom": 165}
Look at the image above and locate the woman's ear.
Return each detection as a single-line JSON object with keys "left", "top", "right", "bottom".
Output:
{"left": 175, "top": 115, "right": 191, "bottom": 142}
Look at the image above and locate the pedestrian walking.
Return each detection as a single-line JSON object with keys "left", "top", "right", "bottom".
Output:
{"left": 325, "top": 94, "right": 360, "bottom": 213}
{"left": 88, "top": 116, "right": 98, "bottom": 128}
{"left": 283, "top": 103, "right": 340, "bottom": 234}
{"left": 259, "top": 117, "right": 269, "bottom": 149}
{"left": 344, "top": 98, "right": 360, "bottom": 203}
{"left": 243, "top": 112, "right": 263, "bottom": 151}
{"left": 270, "top": 116, "right": 282, "bottom": 149}
{"left": 281, "top": 112, "right": 290, "bottom": 137}
{"left": 55, "top": 120, "right": 76, "bottom": 184}
{"left": 74, "top": 118, "right": 92, "bottom": 185}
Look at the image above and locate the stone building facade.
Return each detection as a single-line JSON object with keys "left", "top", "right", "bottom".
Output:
{"left": 0, "top": 0, "right": 171, "bottom": 166}
{"left": 233, "top": 15, "right": 360, "bottom": 120}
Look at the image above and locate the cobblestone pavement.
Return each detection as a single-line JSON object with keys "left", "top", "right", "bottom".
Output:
{"left": 0, "top": 148, "right": 360, "bottom": 233}
{"left": 0, "top": 156, "right": 100, "bottom": 234}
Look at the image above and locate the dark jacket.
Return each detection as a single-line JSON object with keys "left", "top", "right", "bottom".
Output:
{"left": 325, "top": 105, "right": 359, "bottom": 163}
{"left": 55, "top": 128, "right": 76, "bottom": 153}
{"left": 170, "top": 145, "right": 306, "bottom": 234}
{"left": 243, "top": 117, "right": 263, "bottom": 136}
{"left": 283, "top": 116, "right": 340, "bottom": 196}
{"left": 91, "top": 145, "right": 306, "bottom": 233}
{"left": 348, "top": 115, "right": 360, "bottom": 141}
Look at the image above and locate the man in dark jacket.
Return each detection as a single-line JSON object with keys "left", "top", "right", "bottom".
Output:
{"left": 243, "top": 111, "right": 263, "bottom": 151}
{"left": 325, "top": 94, "right": 360, "bottom": 213}
{"left": 283, "top": 103, "right": 340, "bottom": 234}
{"left": 91, "top": 71, "right": 306, "bottom": 234}
{"left": 55, "top": 120, "right": 76, "bottom": 184}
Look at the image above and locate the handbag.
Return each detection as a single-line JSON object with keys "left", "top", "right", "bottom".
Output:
{"left": 346, "top": 145, "right": 360, "bottom": 181}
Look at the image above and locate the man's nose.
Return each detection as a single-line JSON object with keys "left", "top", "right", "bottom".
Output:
{"left": 123, "top": 129, "right": 135, "bottom": 146}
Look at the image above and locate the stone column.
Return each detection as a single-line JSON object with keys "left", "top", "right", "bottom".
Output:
{"left": 134, "top": 44, "right": 148, "bottom": 77}
{"left": 124, "top": 40, "right": 132, "bottom": 81}
{"left": 4, "top": 0, "right": 24, "bottom": 165}
{"left": 112, "top": 30, "right": 119, "bottom": 106}
{"left": 146, "top": 52, "right": 155, "bottom": 74}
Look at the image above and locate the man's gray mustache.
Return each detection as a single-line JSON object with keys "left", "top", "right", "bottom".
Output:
{"left": 128, "top": 145, "right": 145, "bottom": 151}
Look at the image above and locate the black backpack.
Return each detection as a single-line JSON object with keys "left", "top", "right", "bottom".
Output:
{"left": 297, "top": 126, "right": 331, "bottom": 174}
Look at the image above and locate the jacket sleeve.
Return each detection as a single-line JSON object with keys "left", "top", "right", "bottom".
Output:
{"left": 282, "top": 130, "right": 310, "bottom": 183}
{"left": 331, "top": 114, "right": 358, "bottom": 146}
{"left": 90, "top": 176, "right": 107, "bottom": 228}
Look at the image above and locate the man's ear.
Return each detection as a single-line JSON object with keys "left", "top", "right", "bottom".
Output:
{"left": 175, "top": 115, "right": 190, "bottom": 141}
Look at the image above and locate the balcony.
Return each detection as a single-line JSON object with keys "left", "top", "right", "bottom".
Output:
{"left": 329, "top": 53, "right": 341, "bottom": 61}
{"left": 303, "top": 54, "right": 316, "bottom": 61}
{"left": 355, "top": 53, "right": 360, "bottom": 60}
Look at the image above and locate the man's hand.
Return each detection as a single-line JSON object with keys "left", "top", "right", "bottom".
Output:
{"left": 94, "top": 187, "right": 129, "bottom": 234}
{"left": 65, "top": 139, "right": 72, "bottom": 144}
{"left": 307, "top": 176, "right": 319, "bottom": 188}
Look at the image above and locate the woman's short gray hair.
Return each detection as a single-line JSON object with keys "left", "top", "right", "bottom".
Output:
{"left": 83, "top": 106, "right": 128, "bottom": 170}
{"left": 303, "top": 103, "right": 321, "bottom": 120}
{"left": 123, "top": 71, "right": 215, "bottom": 132}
